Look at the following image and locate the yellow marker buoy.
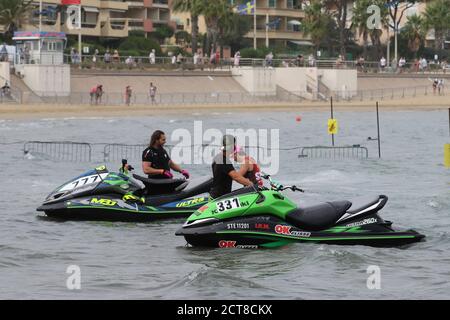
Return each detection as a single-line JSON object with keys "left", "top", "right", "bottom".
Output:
{"left": 445, "top": 144, "right": 450, "bottom": 168}
{"left": 328, "top": 119, "right": 338, "bottom": 135}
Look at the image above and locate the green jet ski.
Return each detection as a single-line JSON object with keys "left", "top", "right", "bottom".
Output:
{"left": 176, "top": 174, "right": 425, "bottom": 248}
{"left": 37, "top": 161, "right": 212, "bottom": 222}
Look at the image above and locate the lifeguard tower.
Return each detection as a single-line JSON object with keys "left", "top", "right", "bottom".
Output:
{"left": 13, "top": 31, "right": 70, "bottom": 97}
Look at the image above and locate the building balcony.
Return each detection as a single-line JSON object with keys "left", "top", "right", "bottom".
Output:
{"left": 100, "top": 18, "right": 128, "bottom": 37}
{"left": 246, "top": 29, "right": 307, "bottom": 41}
{"left": 62, "top": 21, "right": 102, "bottom": 37}
{"left": 80, "top": 0, "right": 101, "bottom": 7}
{"left": 256, "top": 7, "right": 305, "bottom": 19}
{"left": 128, "top": 18, "right": 144, "bottom": 31}
{"left": 100, "top": 0, "right": 129, "bottom": 10}
{"left": 127, "top": 1, "right": 144, "bottom": 8}
{"left": 152, "top": 0, "right": 169, "bottom": 8}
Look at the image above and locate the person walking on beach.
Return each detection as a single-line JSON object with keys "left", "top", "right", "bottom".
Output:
{"left": 438, "top": 79, "right": 444, "bottom": 95}
{"left": 125, "top": 86, "right": 132, "bottom": 106}
{"left": 149, "top": 82, "right": 157, "bottom": 104}
{"left": 90, "top": 85, "right": 97, "bottom": 104}
{"left": 432, "top": 78, "right": 438, "bottom": 94}
{"left": 95, "top": 85, "right": 103, "bottom": 105}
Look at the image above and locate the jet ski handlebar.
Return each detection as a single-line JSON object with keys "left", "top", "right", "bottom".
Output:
{"left": 261, "top": 173, "right": 304, "bottom": 193}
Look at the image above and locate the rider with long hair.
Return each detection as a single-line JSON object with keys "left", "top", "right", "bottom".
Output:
{"left": 142, "top": 130, "right": 189, "bottom": 180}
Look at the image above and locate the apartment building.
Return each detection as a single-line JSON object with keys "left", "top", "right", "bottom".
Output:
{"left": 15, "top": 0, "right": 174, "bottom": 40}
{"left": 171, "top": 0, "right": 310, "bottom": 49}
{"left": 249, "top": 0, "right": 308, "bottom": 47}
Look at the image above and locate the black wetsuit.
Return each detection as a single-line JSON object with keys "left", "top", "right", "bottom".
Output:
{"left": 142, "top": 146, "right": 171, "bottom": 179}
{"left": 210, "top": 153, "right": 235, "bottom": 199}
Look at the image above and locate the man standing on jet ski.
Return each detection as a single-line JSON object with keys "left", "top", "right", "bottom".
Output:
{"left": 142, "top": 130, "right": 190, "bottom": 179}
{"left": 210, "top": 135, "right": 253, "bottom": 199}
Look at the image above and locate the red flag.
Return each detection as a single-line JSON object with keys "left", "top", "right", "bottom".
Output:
{"left": 61, "top": 0, "right": 81, "bottom": 5}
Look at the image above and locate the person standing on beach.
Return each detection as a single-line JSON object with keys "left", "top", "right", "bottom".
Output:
{"left": 438, "top": 79, "right": 444, "bottom": 95}
{"left": 149, "top": 82, "right": 157, "bottom": 104}
{"left": 125, "top": 86, "right": 132, "bottom": 106}
{"left": 95, "top": 85, "right": 103, "bottom": 105}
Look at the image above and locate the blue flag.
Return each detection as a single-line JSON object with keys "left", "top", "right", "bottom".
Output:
{"left": 236, "top": 0, "right": 255, "bottom": 15}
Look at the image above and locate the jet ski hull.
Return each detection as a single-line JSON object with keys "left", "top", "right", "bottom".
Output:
{"left": 38, "top": 195, "right": 208, "bottom": 222}
{"left": 176, "top": 215, "right": 426, "bottom": 248}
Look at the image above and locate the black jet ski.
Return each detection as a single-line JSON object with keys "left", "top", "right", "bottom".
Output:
{"left": 176, "top": 175, "right": 425, "bottom": 248}
{"left": 37, "top": 163, "right": 212, "bottom": 222}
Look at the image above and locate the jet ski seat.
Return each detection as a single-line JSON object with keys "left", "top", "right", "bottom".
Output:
{"left": 286, "top": 201, "right": 352, "bottom": 231}
{"left": 144, "top": 177, "right": 214, "bottom": 206}
{"left": 346, "top": 195, "right": 387, "bottom": 214}
{"left": 133, "top": 174, "right": 188, "bottom": 196}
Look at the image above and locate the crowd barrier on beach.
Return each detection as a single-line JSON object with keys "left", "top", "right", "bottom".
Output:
{"left": 20, "top": 141, "right": 370, "bottom": 163}
{"left": 23, "top": 84, "right": 442, "bottom": 106}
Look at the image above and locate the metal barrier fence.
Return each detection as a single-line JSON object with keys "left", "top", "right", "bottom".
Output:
{"left": 8, "top": 51, "right": 448, "bottom": 74}
{"left": 23, "top": 141, "right": 92, "bottom": 162}
{"left": 31, "top": 84, "right": 444, "bottom": 106}
{"left": 20, "top": 141, "right": 370, "bottom": 162}
{"left": 299, "top": 145, "right": 369, "bottom": 159}
{"left": 103, "top": 144, "right": 147, "bottom": 162}
{"left": 35, "top": 91, "right": 303, "bottom": 106}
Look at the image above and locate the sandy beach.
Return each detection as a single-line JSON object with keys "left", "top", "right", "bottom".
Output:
{"left": 0, "top": 95, "right": 449, "bottom": 120}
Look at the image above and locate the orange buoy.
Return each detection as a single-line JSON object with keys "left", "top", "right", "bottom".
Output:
{"left": 295, "top": 116, "right": 302, "bottom": 122}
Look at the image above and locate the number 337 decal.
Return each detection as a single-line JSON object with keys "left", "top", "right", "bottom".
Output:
{"left": 216, "top": 198, "right": 241, "bottom": 212}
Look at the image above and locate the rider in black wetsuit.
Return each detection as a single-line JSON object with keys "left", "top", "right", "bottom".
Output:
{"left": 142, "top": 130, "right": 190, "bottom": 179}
{"left": 209, "top": 135, "right": 253, "bottom": 199}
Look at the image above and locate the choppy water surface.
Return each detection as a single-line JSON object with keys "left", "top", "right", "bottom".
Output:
{"left": 0, "top": 110, "right": 449, "bottom": 299}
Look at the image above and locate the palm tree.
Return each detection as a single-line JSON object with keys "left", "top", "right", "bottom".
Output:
{"left": 201, "top": 0, "right": 231, "bottom": 55}
{"left": 351, "top": 0, "right": 388, "bottom": 60}
{"left": 303, "top": 0, "right": 331, "bottom": 53}
{"left": 0, "top": 0, "right": 32, "bottom": 42}
{"left": 172, "top": 0, "right": 203, "bottom": 54}
{"left": 352, "top": 0, "right": 388, "bottom": 59}
{"left": 402, "top": 14, "right": 425, "bottom": 59}
{"left": 422, "top": 0, "right": 450, "bottom": 50}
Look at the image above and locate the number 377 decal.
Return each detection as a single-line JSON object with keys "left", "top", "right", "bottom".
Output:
{"left": 216, "top": 198, "right": 241, "bottom": 212}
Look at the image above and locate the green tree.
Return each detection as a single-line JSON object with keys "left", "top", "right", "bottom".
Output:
{"left": 324, "top": 0, "right": 350, "bottom": 58}
{"left": 151, "top": 25, "right": 175, "bottom": 45}
{"left": 401, "top": 14, "right": 425, "bottom": 58}
{"left": 201, "top": 0, "right": 231, "bottom": 54}
{"left": 172, "top": 0, "right": 203, "bottom": 54}
{"left": 118, "top": 35, "right": 161, "bottom": 56}
{"left": 422, "top": 0, "right": 450, "bottom": 50}
{"left": 0, "top": 0, "right": 32, "bottom": 43}
{"left": 217, "top": 7, "right": 251, "bottom": 55}
{"left": 352, "top": 0, "right": 388, "bottom": 59}
{"left": 303, "top": 0, "right": 332, "bottom": 53}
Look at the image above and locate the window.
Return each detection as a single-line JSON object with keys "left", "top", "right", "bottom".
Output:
{"left": 268, "top": 0, "right": 276, "bottom": 8}
{"left": 186, "top": 18, "right": 190, "bottom": 26}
